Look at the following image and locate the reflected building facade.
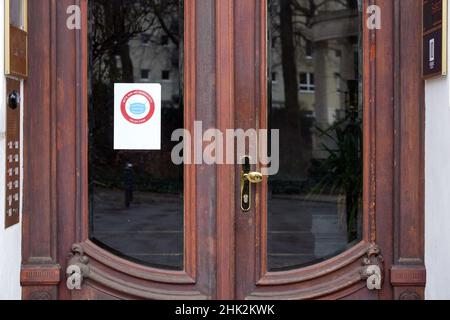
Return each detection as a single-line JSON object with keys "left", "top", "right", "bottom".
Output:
{"left": 270, "top": 0, "right": 361, "bottom": 159}
{"left": 88, "top": 0, "right": 185, "bottom": 270}
{"left": 267, "top": 0, "right": 362, "bottom": 270}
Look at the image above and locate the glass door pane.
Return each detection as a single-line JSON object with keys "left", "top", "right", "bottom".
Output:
{"left": 88, "top": 0, "right": 184, "bottom": 270}
{"left": 267, "top": 0, "right": 363, "bottom": 271}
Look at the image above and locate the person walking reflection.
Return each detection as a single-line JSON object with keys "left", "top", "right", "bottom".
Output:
{"left": 124, "top": 162, "right": 135, "bottom": 208}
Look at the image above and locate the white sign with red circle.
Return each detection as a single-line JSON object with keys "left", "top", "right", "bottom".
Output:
{"left": 114, "top": 84, "right": 161, "bottom": 150}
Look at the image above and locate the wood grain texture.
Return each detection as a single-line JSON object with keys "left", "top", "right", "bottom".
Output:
{"left": 216, "top": 0, "right": 236, "bottom": 300}
{"left": 372, "top": 0, "right": 394, "bottom": 300}
{"left": 391, "top": 0, "right": 426, "bottom": 300}
{"left": 234, "top": 0, "right": 260, "bottom": 300}
{"left": 22, "top": 0, "right": 60, "bottom": 300}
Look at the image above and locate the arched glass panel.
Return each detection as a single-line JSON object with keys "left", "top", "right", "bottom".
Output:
{"left": 267, "top": 0, "right": 363, "bottom": 271}
{"left": 88, "top": 0, "right": 184, "bottom": 270}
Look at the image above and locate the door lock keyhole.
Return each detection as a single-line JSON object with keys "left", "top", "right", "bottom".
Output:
{"left": 241, "top": 156, "right": 263, "bottom": 212}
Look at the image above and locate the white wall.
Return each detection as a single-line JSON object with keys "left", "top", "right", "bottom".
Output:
{"left": 425, "top": 10, "right": 450, "bottom": 300}
{"left": 0, "top": 2, "right": 22, "bottom": 300}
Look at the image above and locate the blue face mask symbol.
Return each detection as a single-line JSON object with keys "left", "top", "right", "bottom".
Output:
{"left": 129, "top": 103, "right": 147, "bottom": 115}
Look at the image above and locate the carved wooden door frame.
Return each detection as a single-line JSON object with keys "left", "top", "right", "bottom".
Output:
{"left": 21, "top": 0, "right": 426, "bottom": 300}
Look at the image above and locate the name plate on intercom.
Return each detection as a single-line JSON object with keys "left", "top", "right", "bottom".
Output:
{"left": 5, "top": 79, "right": 21, "bottom": 228}
{"left": 423, "top": 0, "right": 448, "bottom": 79}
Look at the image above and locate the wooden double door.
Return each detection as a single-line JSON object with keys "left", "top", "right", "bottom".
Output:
{"left": 22, "top": 0, "right": 426, "bottom": 300}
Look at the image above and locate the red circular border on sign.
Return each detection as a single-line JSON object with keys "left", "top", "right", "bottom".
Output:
{"left": 120, "top": 90, "right": 155, "bottom": 124}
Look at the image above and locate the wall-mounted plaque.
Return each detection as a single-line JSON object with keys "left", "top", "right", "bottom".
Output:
{"left": 423, "top": 0, "right": 448, "bottom": 79}
{"left": 5, "top": 79, "right": 21, "bottom": 229}
{"left": 4, "top": 0, "right": 28, "bottom": 79}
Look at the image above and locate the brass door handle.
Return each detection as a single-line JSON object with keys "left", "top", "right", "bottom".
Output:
{"left": 243, "top": 172, "right": 263, "bottom": 184}
{"left": 241, "top": 157, "right": 263, "bottom": 212}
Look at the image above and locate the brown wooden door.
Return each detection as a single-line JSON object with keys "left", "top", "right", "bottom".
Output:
{"left": 22, "top": 0, "right": 426, "bottom": 300}
{"left": 23, "top": 0, "right": 217, "bottom": 300}
{"left": 228, "top": 0, "right": 426, "bottom": 300}
{"left": 232, "top": 0, "right": 382, "bottom": 300}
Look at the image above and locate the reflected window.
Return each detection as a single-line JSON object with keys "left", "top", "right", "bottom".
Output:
{"left": 268, "top": 0, "right": 363, "bottom": 271}
{"left": 272, "top": 72, "right": 278, "bottom": 83}
{"left": 305, "top": 40, "right": 313, "bottom": 59}
{"left": 162, "top": 70, "right": 171, "bottom": 81}
{"left": 161, "top": 35, "right": 170, "bottom": 46}
{"left": 299, "top": 72, "right": 315, "bottom": 93}
{"left": 141, "top": 69, "right": 150, "bottom": 80}
{"left": 88, "top": 0, "right": 185, "bottom": 270}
